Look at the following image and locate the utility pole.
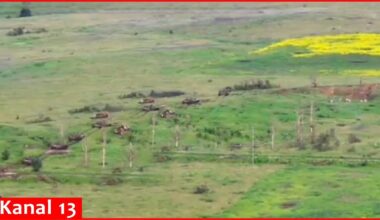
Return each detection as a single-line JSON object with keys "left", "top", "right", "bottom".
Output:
{"left": 310, "top": 101, "right": 316, "bottom": 144}
{"left": 296, "top": 110, "right": 305, "bottom": 149}
{"left": 151, "top": 114, "right": 156, "bottom": 149}
{"left": 83, "top": 137, "right": 89, "bottom": 167}
{"left": 296, "top": 112, "right": 299, "bottom": 147}
{"left": 300, "top": 111, "right": 304, "bottom": 148}
{"left": 175, "top": 124, "right": 180, "bottom": 148}
{"left": 251, "top": 126, "right": 255, "bottom": 165}
{"left": 271, "top": 125, "right": 275, "bottom": 150}
{"left": 128, "top": 142, "right": 135, "bottom": 168}
{"left": 102, "top": 128, "right": 107, "bottom": 168}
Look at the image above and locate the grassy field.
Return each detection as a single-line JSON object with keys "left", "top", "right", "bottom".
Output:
{"left": 222, "top": 165, "right": 380, "bottom": 217}
{"left": 1, "top": 2, "right": 380, "bottom": 217}
{"left": 1, "top": 162, "right": 281, "bottom": 217}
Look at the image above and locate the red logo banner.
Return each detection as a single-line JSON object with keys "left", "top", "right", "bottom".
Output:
{"left": 2, "top": 0, "right": 380, "bottom": 2}
{"left": 0, "top": 198, "right": 82, "bottom": 220}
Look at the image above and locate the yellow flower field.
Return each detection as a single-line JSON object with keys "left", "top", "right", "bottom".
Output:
{"left": 343, "top": 69, "right": 380, "bottom": 77}
{"left": 253, "top": 33, "right": 380, "bottom": 57}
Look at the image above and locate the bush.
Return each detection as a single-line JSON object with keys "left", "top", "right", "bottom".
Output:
{"left": 68, "top": 105, "right": 102, "bottom": 114}
{"left": 313, "top": 129, "right": 339, "bottom": 151}
{"left": 193, "top": 184, "right": 209, "bottom": 194}
{"left": 31, "top": 158, "right": 42, "bottom": 172}
{"left": 153, "top": 153, "right": 171, "bottom": 162}
{"left": 6, "top": 27, "right": 47, "bottom": 37}
{"left": 99, "top": 175, "right": 123, "bottom": 186}
{"left": 1, "top": 149, "right": 10, "bottom": 161}
{"left": 27, "top": 115, "right": 52, "bottom": 124}
{"left": 149, "top": 90, "right": 185, "bottom": 98}
{"left": 118, "top": 92, "right": 145, "bottom": 99}
{"left": 348, "top": 134, "right": 361, "bottom": 144}
{"left": 7, "top": 27, "right": 24, "bottom": 36}
{"left": 233, "top": 79, "right": 274, "bottom": 91}
{"left": 19, "top": 7, "right": 32, "bottom": 17}
{"left": 255, "top": 155, "right": 270, "bottom": 164}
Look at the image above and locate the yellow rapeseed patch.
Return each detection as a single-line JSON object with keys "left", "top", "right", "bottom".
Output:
{"left": 343, "top": 70, "right": 380, "bottom": 77}
{"left": 253, "top": 33, "right": 380, "bottom": 57}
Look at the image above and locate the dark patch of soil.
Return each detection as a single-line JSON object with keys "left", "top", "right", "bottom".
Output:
{"left": 193, "top": 184, "right": 209, "bottom": 194}
{"left": 69, "top": 104, "right": 125, "bottom": 114}
{"left": 281, "top": 201, "right": 298, "bottom": 209}
{"left": 149, "top": 90, "right": 185, "bottom": 98}
{"left": 119, "top": 92, "right": 145, "bottom": 99}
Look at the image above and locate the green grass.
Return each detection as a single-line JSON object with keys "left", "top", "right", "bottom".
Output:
{"left": 223, "top": 47, "right": 380, "bottom": 76}
{"left": 1, "top": 2, "right": 380, "bottom": 217}
{"left": 0, "top": 162, "right": 282, "bottom": 217}
{"left": 221, "top": 165, "right": 380, "bottom": 217}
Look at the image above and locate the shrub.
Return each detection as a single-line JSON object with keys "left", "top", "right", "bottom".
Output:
{"left": 361, "top": 159, "right": 368, "bottom": 167}
{"left": 153, "top": 153, "right": 171, "bottom": 162}
{"left": 313, "top": 129, "right": 339, "bottom": 151}
{"left": 118, "top": 92, "right": 145, "bottom": 99}
{"left": 1, "top": 149, "right": 10, "bottom": 161}
{"left": 233, "top": 79, "right": 274, "bottom": 91}
{"left": 68, "top": 105, "right": 102, "bottom": 114}
{"left": 149, "top": 90, "right": 185, "bottom": 98}
{"left": 7, "top": 27, "right": 24, "bottom": 36}
{"left": 99, "top": 174, "right": 123, "bottom": 186}
{"left": 348, "top": 134, "right": 361, "bottom": 144}
{"left": 31, "top": 158, "right": 42, "bottom": 172}
{"left": 193, "top": 184, "right": 209, "bottom": 194}
{"left": 27, "top": 115, "right": 52, "bottom": 124}
{"left": 255, "top": 155, "right": 270, "bottom": 164}
{"left": 19, "top": 7, "right": 32, "bottom": 17}
{"left": 160, "top": 146, "right": 171, "bottom": 153}
{"left": 314, "top": 133, "right": 330, "bottom": 151}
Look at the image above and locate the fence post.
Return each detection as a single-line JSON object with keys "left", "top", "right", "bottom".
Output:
{"left": 251, "top": 126, "right": 255, "bottom": 165}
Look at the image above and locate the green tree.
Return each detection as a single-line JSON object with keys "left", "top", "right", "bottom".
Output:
{"left": 1, "top": 149, "right": 10, "bottom": 161}
{"left": 19, "top": 3, "right": 32, "bottom": 17}
{"left": 31, "top": 158, "right": 42, "bottom": 172}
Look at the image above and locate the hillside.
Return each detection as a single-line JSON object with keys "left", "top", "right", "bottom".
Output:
{"left": 1, "top": 3, "right": 380, "bottom": 217}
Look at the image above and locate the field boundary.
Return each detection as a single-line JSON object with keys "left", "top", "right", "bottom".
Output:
{"left": 158, "top": 150, "right": 379, "bottom": 165}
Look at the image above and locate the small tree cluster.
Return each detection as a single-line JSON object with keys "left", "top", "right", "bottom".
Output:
{"left": 149, "top": 90, "right": 185, "bottom": 98}
{"left": 1, "top": 149, "right": 10, "bottom": 161}
{"left": 119, "top": 92, "right": 145, "bottom": 99}
{"left": 313, "top": 129, "right": 340, "bottom": 151}
{"left": 196, "top": 127, "right": 244, "bottom": 143}
{"left": 19, "top": 4, "right": 32, "bottom": 17}
{"left": 233, "top": 79, "right": 273, "bottom": 91}
{"left": 193, "top": 184, "right": 209, "bottom": 194}
{"left": 99, "top": 171, "right": 123, "bottom": 186}
{"left": 31, "top": 158, "right": 42, "bottom": 172}
{"left": 348, "top": 133, "right": 361, "bottom": 144}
